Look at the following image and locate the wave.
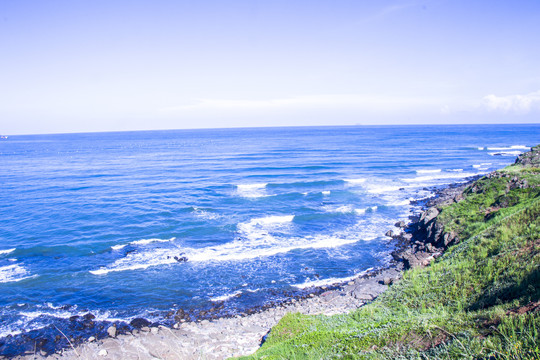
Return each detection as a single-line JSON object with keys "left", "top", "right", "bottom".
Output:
{"left": 292, "top": 268, "right": 374, "bottom": 289}
{"left": 0, "top": 248, "right": 16, "bottom": 255}
{"left": 354, "top": 206, "right": 378, "bottom": 215}
{"left": 210, "top": 290, "right": 242, "bottom": 302}
{"left": 91, "top": 213, "right": 384, "bottom": 274}
{"left": 364, "top": 184, "right": 404, "bottom": 194}
{"left": 193, "top": 207, "right": 221, "bottom": 220}
{"left": 236, "top": 183, "right": 268, "bottom": 198}
{"left": 129, "top": 237, "right": 176, "bottom": 246}
{"left": 111, "top": 244, "right": 127, "bottom": 250}
{"left": 344, "top": 178, "right": 366, "bottom": 185}
{"left": 489, "top": 151, "right": 523, "bottom": 157}
{"left": 322, "top": 190, "right": 331, "bottom": 195}
{"left": 0, "top": 303, "right": 127, "bottom": 338}
{"left": 416, "top": 169, "right": 442, "bottom": 174}
{"left": 448, "top": 168, "right": 463, "bottom": 172}
{"left": 478, "top": 147, "right": 485, "bottom": 150}
{"left": 402, "top": 172, "right": 478, "bottom": 183}
{"left": 0, "top": 264, "right": 36, "bottom": 283}
{"left": 487, "top": 145, "right": 529, "bottom": 151}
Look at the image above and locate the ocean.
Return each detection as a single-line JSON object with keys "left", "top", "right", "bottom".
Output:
{"left": 0, "top": 124, "right": 538, "bottom": 355}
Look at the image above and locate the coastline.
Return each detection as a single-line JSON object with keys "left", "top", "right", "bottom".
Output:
{"left": 8, "top": 178, "right": 478, "bottom": 360}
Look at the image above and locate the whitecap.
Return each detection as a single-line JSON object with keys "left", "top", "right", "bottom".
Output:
{"left": 111, "top": 244, "right": 127, "bottom": 250}
{"left": 236, "top": 183, "right": 268, "bottom": 198}
{"left": 402, "top": 172, "right": 478, "bottom": 183}
{"left": 0, "top": 248, "right": 15, "bottom": 255}
{"left": 487, "top": 145, "right": 529, "bottom": 151}
{"left": 354, "top": 206, "right": 377, "bottom": 215}
{"left": 210, "top": 290, "right": 242, "bottom": 302}
{"left": 0, "top": 264, "right": 36, "bottom": 283}
{"left": 292, "top": 268, "right": 374, "bottom": 289}
{"left": 193, "top": 207, "right": 221, "bottom": 220}
{"left": 322, "top": 190, "right": 331, "bottom": 195}
{"left": 130, "top": 237, "right": 176, "bottom": 246}
{"left": 478, "top": 147, "right": 485, "bottom": 150}
{"left": 344, "top": 178, "right": 366, "bottom": 185}
{"left": 365, "top": 184, "right": 403, "bottom": 194}
{"left": 416, "top": 169, "right": 442, "bottom": 174}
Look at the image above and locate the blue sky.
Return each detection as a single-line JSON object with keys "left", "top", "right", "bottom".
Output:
{"left": 1, "top": 0, "right": 539, "bottom": 134}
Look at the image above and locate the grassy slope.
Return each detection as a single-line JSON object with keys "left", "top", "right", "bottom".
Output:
{"left": 239, "top": 153, "right": 540, "bottom": 359}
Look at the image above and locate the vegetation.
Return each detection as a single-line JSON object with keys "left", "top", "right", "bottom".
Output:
{"left": 238, "top": 147, "right": 540, "bottom": 359}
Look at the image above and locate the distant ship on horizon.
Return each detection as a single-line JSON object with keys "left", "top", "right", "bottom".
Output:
{"left": 0, "top": 135, "right": 8, "bottom": 140}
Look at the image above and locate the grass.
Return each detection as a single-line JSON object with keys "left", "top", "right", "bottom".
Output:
{"left": 236, "top": 150, "right": 540, "bottom": 360}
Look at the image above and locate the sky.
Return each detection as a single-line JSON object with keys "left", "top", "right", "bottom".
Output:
{"left": 1, "top": 0, "right": 540, "bottom": 134}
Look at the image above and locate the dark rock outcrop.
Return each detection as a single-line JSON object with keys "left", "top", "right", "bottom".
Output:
{"left": 515, "top": 145, "right": 540, "bottom": 167}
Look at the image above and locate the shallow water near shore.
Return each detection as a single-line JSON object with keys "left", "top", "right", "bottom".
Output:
{"left": 0, "top": 124, "right": 538, "bottom": 355}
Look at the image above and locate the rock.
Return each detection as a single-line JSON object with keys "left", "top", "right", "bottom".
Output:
{"left": 98, "top": 349, "right": 108, "bottom": 356}
{"left": 130, "top": 317, "right": 152, "bottom": 329}
{"left": 88, "top": 336, "right": 96, "bottom": 342}
{"left": 420, "top": 207, "right": 439, "bottom": 224}
{"left": 354, "top": 294, "right": 374, "bottom": 301}
{"left": 83, "top": 313, "right": 96, "bottom": 321}
{"left": 385, "top": 230, "right": 394, "bottom": 237}
{"left": 383, "top": 277, "right": 393, "bottom": 285}
{"left": 107, "top": 325, "right": 117, "bottom": 338}
{"left": 395, "top": 221, "right": 406, "bottom": 228}
{"left": 150, "top": 327, "right": 159, "bottom": 334}
{"left": 141, "top": 326, "right": 150, "bottom": 332}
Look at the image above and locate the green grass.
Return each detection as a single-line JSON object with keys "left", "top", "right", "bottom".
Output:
{"left": 236, "top": 154, "right": 540, "bottom": 360}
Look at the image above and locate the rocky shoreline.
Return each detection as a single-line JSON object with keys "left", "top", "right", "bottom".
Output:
{"left": 8, "top": 179, "right": 478, "bottom": 360}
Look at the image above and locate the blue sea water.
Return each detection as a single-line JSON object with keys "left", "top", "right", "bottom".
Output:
{"left": 0, "top": 124, "right": 538, "bottom": 354}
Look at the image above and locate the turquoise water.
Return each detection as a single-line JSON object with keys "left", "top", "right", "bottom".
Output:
{"left": 0, "top": 124, "right": 538, "bottom": 354}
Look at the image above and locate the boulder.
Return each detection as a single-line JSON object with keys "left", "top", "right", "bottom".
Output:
{"left": 107, "top": 325, "right": 117, "bottom": 338}
{"left": 130, "top": 317, "right": 152, "bottom": 329}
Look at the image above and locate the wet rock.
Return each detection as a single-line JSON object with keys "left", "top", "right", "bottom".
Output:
{"left": 88, "top": 336, "right": 96, "bottom": 342}
{"left": 385, "top": 230, "right": 394, "bottom": 237}
{"left": 83, "top": 313, "right": 96, "bottom": 321}
{"left": 130, "top": 317, "right": 152, "bottom": 329}
{"left": 395, "top": 221, "right": 406, "bottom": 228}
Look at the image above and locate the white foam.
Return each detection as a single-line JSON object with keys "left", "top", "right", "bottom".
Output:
{"left": 354, "top": 206, "right": 377, "bottom": 215}
{"left": 0, "top": 264, "right": 36, "bottom": 283}
{"left": 0, "top": 248, "right": 15, "bottom": 255}
{"left": 473, "top": 163, "right": 492, "bottom": 169}
{"left": 365, "top": 184, "right": 403, "bottom": 194}
{"left": 487, "top": 145, "right": 529, "bottom": 151}
{"left": 322, "top": 190, "right": 331, "bottom": 195}
{"left": 111, "top": 244, "right": 127, "bottom": 250}
{"left": 388, "top": 199, "right": 411, "bottom": 206}
{"left": 90, "top": 211, "right": 391, "bottom": 274}
{"left": 210, "top": 290, "right": 242, "bottom": 302}
{"left": 344, "top": 178, "right": 366, "bottom": 185}
{"left": 292, "top": 268, "right": 374, "bottom": 289}
{"left": 130, "top": 237, "right": 176, "bottom": 246}
{"left": 416, "top": 169, "right": 442, "bottom": 174}
{"left": 478, "top": 147, "right": 485, "bottom": 150}
{"left": 448, "top": 169, "right": 463, "bottom": 172}
{"left": 402, "top": 172, "right": 478, "bottom": 183}
{"left": 323, "top": 205, "right": 354, "bottom": 214}
{"left": 236, "top": 183, "right": 268, "bottom": 198}
{"left": 193, "top": 207, "right": 221, "bottom": 220}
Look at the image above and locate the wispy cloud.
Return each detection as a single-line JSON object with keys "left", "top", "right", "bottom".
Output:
{"left": 482, "top": 90, "right": 540, "bottom": 114}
